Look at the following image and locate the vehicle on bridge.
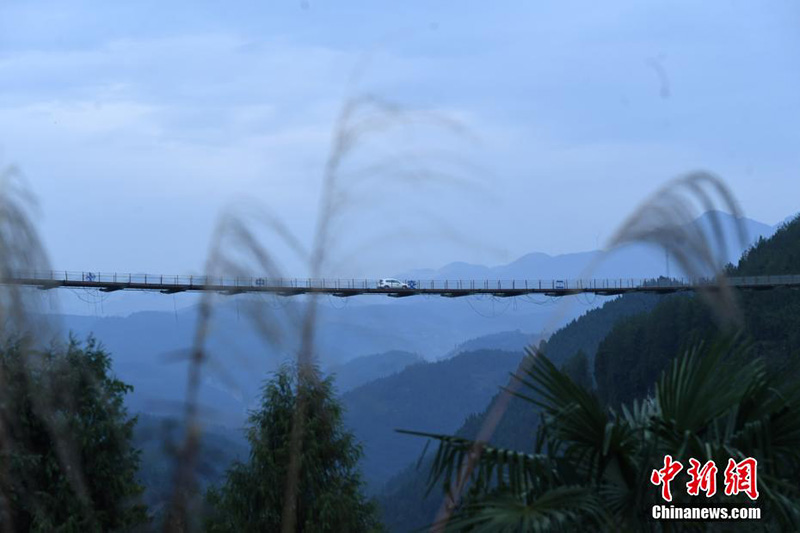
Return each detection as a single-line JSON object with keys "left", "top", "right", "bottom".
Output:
{"left": 378, "top": 278, "right": 409, "bottom": 289}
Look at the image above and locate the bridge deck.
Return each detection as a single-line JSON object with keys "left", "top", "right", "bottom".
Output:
{"left": 3, "top": 271, "right": 800, "bottom": 297}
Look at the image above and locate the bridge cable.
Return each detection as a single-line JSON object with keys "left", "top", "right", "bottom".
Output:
{"left": 326, "top": 293, "right": 349, "bottom": 310}
{"left": 464, "top": 294, "right": 512, "bottom": 318}
{"left": 519, "top": 293, "right": 557, "bottom": 305}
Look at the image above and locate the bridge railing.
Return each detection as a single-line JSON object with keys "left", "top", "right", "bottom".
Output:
{"left": 7, "top": 271, "right": 800, "bottom": 292}
{"left": 8, "top": 271, "right": 684, "bottom": 289}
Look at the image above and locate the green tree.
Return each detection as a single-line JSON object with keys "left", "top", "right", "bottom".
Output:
{"left": 205, "top": 365, "right": 382, "bottom": 532}
{"left": 594, "top": 216, "right": 800, "bottom": 411}
{"left": 409, "top": 339, "right": 800, "bottom": 531}
{"left": 0, "top": 336, "right": 148, "bottom": 532}
{"left": 559, "top": 350, "right": 592, "bottom": 391}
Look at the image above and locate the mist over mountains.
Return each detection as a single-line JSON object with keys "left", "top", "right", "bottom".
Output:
{"left": 38, "top": 210, "right": 778, "bottom": 427}
{"left": 8, "top": 1, "right": 800, "bottom": 528}
{"left": 32, "top": 209, "right": 794, "bottom": 527}
{"left": 377, "top": 213, "right": 799, "bottom": 530}
{"left": 397, "top": 211, "right": 777, "bottom": 281}
{"left": 342, "top": 349, "right": 525, "bottom": 491}
{"left": 51, "top": 296, "right": 560, "bottom": 424}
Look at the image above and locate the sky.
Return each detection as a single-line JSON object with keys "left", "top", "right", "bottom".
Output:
{"left": 1, "top": 0, "right": 799, "bottom": 282}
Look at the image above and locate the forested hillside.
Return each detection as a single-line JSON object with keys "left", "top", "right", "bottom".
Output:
{"left": 443, "top": 329, "right": 539, "bottom": 359}
{"left": 594, "top": 214, "right": 800, "bottom": 407}
{"left": 342, "top": 349, "right": 524, "bottom": 491}
{"left": 327, "top": 350, "right": 423, "bottom": 393}
{"left": 378, "top": 215, "right": 800, "bottom": 531}
{"left": 134, "top": 415, "right": 248, "bottom": 521}
{"left": 378, "top": 292, "right": 663, "bottom": 531}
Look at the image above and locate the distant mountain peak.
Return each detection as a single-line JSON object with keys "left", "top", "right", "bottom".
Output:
{"left": 397, "top": 210, "right": 780, "bottom": 282}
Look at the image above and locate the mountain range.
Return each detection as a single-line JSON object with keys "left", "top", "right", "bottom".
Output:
{"left": 36, "top": 210, "right": 779, "bottom": 428}
{"left": 62, "top": 208, "right": 792, "bottom": 528}
{"left": 396, "top": 211, "right": 777, "bottom": 281}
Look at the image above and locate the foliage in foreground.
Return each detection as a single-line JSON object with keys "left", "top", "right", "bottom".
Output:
{"left": 0, "top": 336, "right": 148, "bottom": 532}
{"left": 409, "top": 339, "right": 800, "bottom": 531}
{"left": 205, "top": 365, "right": 382, "bottom": 532}
{"left": 596, "top": 214, "right": 800, "bottom": 410}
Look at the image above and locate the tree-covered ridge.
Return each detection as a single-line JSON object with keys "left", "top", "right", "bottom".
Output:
{"left": 381, "top": 215, "right": 800, "bottom": 531}
{"left": 445, "top": 330, "right": 539, "bottom": 359}
{"left": 594, "top": 294, "right": 715, "bottom": 407}
{"left": 0, "top": 336, "right": 148, "bottom": 532}
{"left": 343, "top": 349, "right": 525, "bottom": 491}
{"left": 378, "top": 294, "right": 662, "bottom": 531}
{"left": 736, "top": 213, "right": 800, "bottom": 276}
{"left": 540, "top": 293, "right": 662, "bottom": 370}
{"left": 205, "top": 366, "right": 381, "bottom": 532}
{"left": 451, "top": 293, "right": 662, "bottom": 453}
{"left": 594, "top": 214, "right": 800, "bottom": 407}
{"left": 327, "top": 350, "right": 424, "bottom": 394}
{"left": 416, "top": 339, "right": 800, "bottom": 531}
{"left": 133, "top": 415, "right": 248, "bottom": 524}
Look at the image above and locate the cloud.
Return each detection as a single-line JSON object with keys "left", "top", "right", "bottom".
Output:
{"left": 1, "top": 0, "right": 799, "bottom": 277}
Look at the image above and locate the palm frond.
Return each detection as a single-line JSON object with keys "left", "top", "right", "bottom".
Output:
{"left": 438, "top": 486, "right": 610, "bottom": 533}
{"left": 395, "top": 430, "right": 555, "bottom": 497}
{"left": 410, "top": 330, "right": 800, "bottom": 531}
{"left": 511, "top": 349, "right": 638, "bottom": 480}
{"left": 653, "top": 337, "right": 759, "bottom": 445}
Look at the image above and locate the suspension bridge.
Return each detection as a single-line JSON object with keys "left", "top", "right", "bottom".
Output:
{"left": 3, "top": 271, "right": 800, "bottom": 298}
